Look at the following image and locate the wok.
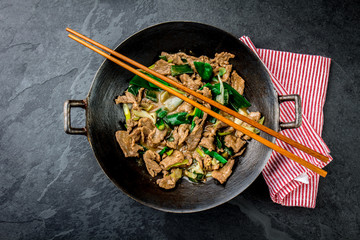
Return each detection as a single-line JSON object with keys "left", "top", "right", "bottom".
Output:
{"left": 64, "top": 22, "right": 301, "bottom": 213}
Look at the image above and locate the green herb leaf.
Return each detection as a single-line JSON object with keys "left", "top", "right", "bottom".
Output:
{"left": 194, "top": 62, "right": 213, "bottom": 81}
{"left": 171, "top": 64, "right": 194, "bottom": 76}
{"left": 201, "top": 146, "right": 228, "bottom": 164}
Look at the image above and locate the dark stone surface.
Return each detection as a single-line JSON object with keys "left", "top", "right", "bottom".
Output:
{"left": 0, "top": 0, "right": 359, "bottom": 239}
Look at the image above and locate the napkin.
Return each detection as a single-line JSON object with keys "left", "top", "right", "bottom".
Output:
{"left": 240, "top": 36, "right": 333, "bottom": 208}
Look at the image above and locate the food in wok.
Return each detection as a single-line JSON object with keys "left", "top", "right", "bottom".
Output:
{"left": 114, "top": 51, "right": 264, "bottom": 189}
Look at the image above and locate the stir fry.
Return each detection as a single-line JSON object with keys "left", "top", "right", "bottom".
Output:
{"left": 114, "top": 52, "right": 264, "bottom": 189}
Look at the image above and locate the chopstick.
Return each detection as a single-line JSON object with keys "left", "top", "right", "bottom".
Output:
{"left": 67, "top": 30, "right": 327, "bottom": 177}
{"left": 66, "top": 28, "right": 329, "bottom": 164}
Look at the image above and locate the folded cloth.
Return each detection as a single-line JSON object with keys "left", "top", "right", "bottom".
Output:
{"left": 239, "top": 36, "right": 333, "bottom": 208}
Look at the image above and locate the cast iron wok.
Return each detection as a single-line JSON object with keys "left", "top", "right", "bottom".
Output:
{"left": 64, "top": 22, "right": 301, "bottom": 213}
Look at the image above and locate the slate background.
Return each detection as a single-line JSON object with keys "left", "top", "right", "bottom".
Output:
{"left": 0, "top": 0, "right": 359, "bottom": 239}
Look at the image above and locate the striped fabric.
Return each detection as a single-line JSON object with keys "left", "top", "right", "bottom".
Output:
{"left": 239, "top": 37, "right": 333, "bottom": 208}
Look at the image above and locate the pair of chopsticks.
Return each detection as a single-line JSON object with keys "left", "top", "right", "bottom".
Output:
{"left": 66, "top": 28, "right": 328, "bottom": 177}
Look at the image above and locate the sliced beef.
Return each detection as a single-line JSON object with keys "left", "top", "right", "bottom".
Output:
{"left": 177, "top": 101, "right": 193, "bottom": 114}
{"left": 166, "top": 127, "right": 180, "bottom": 149}
{"left": 177, "top": 124, "right": 190, "bottom": 146}
{"left": 156, "top": 168, "right": 182, "bottom": 189}
{"left": 212, "top": 158, "right": 235, "bottom": 184}
{"left": 185, "top": 117, "right": 203, "bottom": 151}
{"left": 159, "top": 150, "right": 184, "bottom": 170}
{"left": 148, "top": 127, "right": 168, "bottom": 147}
{"left": 138, "top": 117, "right": 155, "bottom": 137}
{"left": 199, "top": 125, "right": 217, "bottom": 151}
{"left": 115, "top": 91, "right": 140, "bottom": 110}
{"left": 211, "top": 52, "right": 235, "bottom": 67}
{"left": 224, "top": 134, "right": 246, "bottom": 153}
{"left": 152, "top": 59, "right": 172, "bottom": 75}
{"left": 231, "top": 71, "right": 245, "bottom": 95}
{"left": 125, "top": 119, "right": 138, "bottom": 133}
{"left": 143, "top": 150, "right": 162, "bottom": 177}
{"left": 115, "top": 130, "right": 143, "bottom": 157}
{"left": 179, "top": 73, "right": 202, "bottom": 90}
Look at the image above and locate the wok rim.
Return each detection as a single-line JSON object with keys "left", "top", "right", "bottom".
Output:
{"left": 85, "top": 21, "right": 279, "bottom": 213}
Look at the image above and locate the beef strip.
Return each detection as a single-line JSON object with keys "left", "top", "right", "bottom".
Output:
{"left": 125, "top": 119, "right": 138, "bottom": 133}
{"left": 177, "top": 124, "right": 190, "bottom": 146}
{"left": 115, "top": 91, "right": 140, "bottom": 110}
{"left": 166, "top": 127, "right": 180, "bottom": 149}
{"left": 148, "top": 127, "right": 168, "bottom": 147}
{"left": 224, "top": 134, "right": 246, "bottom": 153}
{"left": 115, "top": 130, "right": 143, "bottom": 157}
{"left": 185, "top": 117, "right": 203, "bottom": 151}
{"left": 211, "top": 52, "right": 235, "bottom": 67}
{"left": 212, "top": 158, "right": 235, "bottom": 184}
{"left": 156, "top": 168, "right": 182, "bottom": 189}
{"left": 176, "top": 101, "right": 193, "bottom": 114}
{"left": 199, "top": 125, "right": 217, "bottom": 151}
{"left": 159, "top": 150, "right": 185, "bottom": 170}
{"left": 152, "top": 59, "right": 172, "bottom": 75}
{"left": 230, "top": 71, "right": 245, "bottom": 95}
{"left": 143, "top": 150, "right": 162, "bottom": 177}
{"left": 179, "top": 73, "right": 202, "bottom": 90}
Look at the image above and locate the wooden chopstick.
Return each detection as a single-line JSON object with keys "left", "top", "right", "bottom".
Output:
{"left": 66, "top": 28, "right": 329, "bottom": 164}
{"left": 67, "top": 32, "right": 327, "bottom": 178}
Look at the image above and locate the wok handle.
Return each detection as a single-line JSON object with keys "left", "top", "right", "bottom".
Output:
{"left": 63, "top": 99, "right": 87, "bottom": 135}
{"left": 278, "top": 94, "right": 302, "bottom": 129}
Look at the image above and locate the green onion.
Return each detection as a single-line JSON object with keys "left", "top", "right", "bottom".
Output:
{"left": 159, "top": 146, "right": 169, "bottom": 155}
{"left": 156, "top": 108, "right": 168, "bottom": 118}
{"left": 122, "top": 104, "right": 131, "bottom": 121}
{"left": 194, "top": 62, "right": 213, "bottom": 81}
{"left": 166, "top": 149, "right": 174, "bottom": 156}
{"left": 181, "top": 58, "right": 188, "bottom": 63}
{"left": 218, "top": 131, "right": 232, "bottom": 136}
{"left": 196, "top": 147, "right": 206, "bottom": 157}
{"left": 127, "top": 85, "right": 141, "bottom": 96}
{"left": 166, "top": 159, "right": 189, "bottom": 170}
{"left": 253, "top": 116, "right": 265, "bottom": 134}
{"left": 201, "top": 146, "right": 228, "bottom": 164}
{"left": 163, "top": 96, "right": 183, "bottom": 111}
{"left": 207, "top": 106, "right": 220, "bottom": 124}
{"left": 218, "top": 67, "right": 226, "bottom": 76}
{"left": 164, "top": 112, "right": 190, "bottom": 127}
{"left": 223, "top": 82, "right": 251, "bottom": 110}
{"left": 145, "top": 89, "right": 158, "bottom": 102}
{"left": 190, "top": 108, "right": 204, "bottom": 131}
{"left": 215, "top": 136, "right": 222, "bottom": 149}
{"left": 171, "top": 64, "right": 194, "bottom": 76}
{"left": 159, "top": 55, "right": 167, "bottom": 61}
{"left": 155, "top": 118, "right": 165, "bottom": 130}
{"left": 224, "top": 146, "right": 234, "bottom": 156}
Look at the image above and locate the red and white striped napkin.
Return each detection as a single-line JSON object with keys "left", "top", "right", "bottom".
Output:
{"left": 239, "top": 36, "right": 333, "bottom": 208}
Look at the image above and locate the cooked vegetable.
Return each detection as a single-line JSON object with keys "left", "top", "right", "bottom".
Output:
{"left": 159, "top": 146, "right": 169, "bottom": 155}
{"left": 171, "top": 64, "right": 193, "bottom": 76}
{"left": 166, "top": 149, "right": 174, "bottom": 156}
{"left": 196, "top": 147, "right": 206, "bottom": 157}
{"left": 164, "top": 112, "right": 190, "bottom": 127}
{"left": 159, "top": 55, "right": 167, "bottom": 61}
{"left": 128, "top": 85, "right": 141, "bottom": 96}
{"left": 156, "top": 108, "right": 168, "bottom": 118}
{"left": 132, "top": 110, "right": 156, "bottom": 124}
{"left": 201, "top": 146, "right": 228, "bottom": 164}
{"left": 155, "top": 118, "right": 165, "bottom": 130}
{"left": 216, "top": 75, "right": 225, "bottom": 104}
{"left": 207, "top": 106, "right": 220, "bottom": 124}
{"left": 218, "top": 67, "right": 226, "bottom": 76}
{"left": 163, "top": 96, "right": 183, "bottom": 111}
{"left": 160, "top": 91, "right": 170, "bottom": 102}
{"left": 145, "top": 89, "right": 158, "bottom": 102}
{"left": 190, "top": 108, "right": 204, "bottom": 131}
{"left": 224, "top": 82, "right": 251, "bottom": 110}
{"left": 166, "top": 159, "right": 188, "bottom": 170}
{"left": 122, "top": 104, "right": 131, "bottom": 121}
{"left": 194, "top": 62, "right": 213, "bottom": 81}
{"left": 215, "top": 136, "right": 222, "bottom": 149}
